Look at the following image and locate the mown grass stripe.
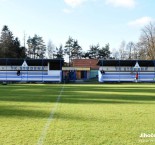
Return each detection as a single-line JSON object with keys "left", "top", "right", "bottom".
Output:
{"left": 37, "top": 85, "right": 64, "bottom": 145}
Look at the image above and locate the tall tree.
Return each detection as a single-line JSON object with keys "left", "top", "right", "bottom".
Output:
{"left": 54, "top": 45, "right": 64, "bottom": 59}
{"left": 13, "top": 37, "right": 26, "bottom": 58}
{"left": 136, "top": 42, "right": 146, "bottom": 59}
{"left": 0, "top": 25, "right": 14, "bottom": 58}
{"left": 89, "top": 44, "right": 100, "bottom": 59}
{"left": 47, "top": 40, "right": 55, "bottom": 59}
{"left": 82, "top": 43, "right": 111, "bottom": 59}
{"left": 71, "top": 40, "right": 82, "bottom": 59}
{"left": 119, "top": 41, "right": 126, "bottom": 60}
{"left": 98, "top": 43, "right": 111, "bottom": 59}
{"left": 138, "top": 22, "right": 155, "bottom": 59}
{"left": 0, "top": 25, "right": 26, "bottom": 58}
{"left": 81, "top": 51, "right": 91, "bottom": 59}
{"left": 112, "top": 48, "right": 119, "bottom": 60}
{"left": 27, "top": 34, "right": 46, "bottom": 59}
{"left": 126, "top": 41, "right": 135, "bottom": 60}
{"left": 64, "top": 36, "right": 74, "bottom": 66}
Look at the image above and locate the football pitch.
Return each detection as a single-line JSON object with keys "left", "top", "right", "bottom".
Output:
{"left": 0, "top": 83, "right": 155, "bottom": 145}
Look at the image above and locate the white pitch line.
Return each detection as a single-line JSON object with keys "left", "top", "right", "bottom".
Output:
{"left": 37, "top": 85, "right": 64, "bottom": 145}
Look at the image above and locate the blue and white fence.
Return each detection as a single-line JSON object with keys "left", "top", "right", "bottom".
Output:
{"left": 0, "top": 70, "right": 62, "bottom": 82}
{"left": 98, "top": 71, "right": 155, "bottom": 82}
{"left": 98, "top": 60, "right": 155, "bottom": 82}
{"left": 0, "top": 58, "right": 63, "bottom": 82}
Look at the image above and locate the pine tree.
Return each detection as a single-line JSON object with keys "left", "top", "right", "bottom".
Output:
{"left": 72, "top": 40, "right": 82, "bottom": 59}
{"left": 0, "top": 25, "right": 14, "bottom": 58}
{"left": 0, "top": 25, "right": 26, "bottom": 58}
{"left": 64, "top": 36, "right": 74, "bottom": 66}
{"left": 27, "top": 34, "right": 46, "bottom": 59}
{"left": 89, "top": 44, "right": 100, "bottom": 59}
{"left": 54, "top": 45, "right": 64, "bottom": 59}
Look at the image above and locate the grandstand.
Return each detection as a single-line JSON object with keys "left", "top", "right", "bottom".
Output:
{"left": 0, "top": 58, "right": 63, "bottom": 82}
{"left": 98, "top": 60, "right": 155, "bottom": 82}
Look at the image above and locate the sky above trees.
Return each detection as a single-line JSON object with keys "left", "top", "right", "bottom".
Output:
{"left": 0, "top": 0, "right": 154, "bottom": 51}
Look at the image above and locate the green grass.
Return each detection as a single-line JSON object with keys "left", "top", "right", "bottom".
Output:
{"left": 0, "top": 84, "right": 155, "bottom": 145}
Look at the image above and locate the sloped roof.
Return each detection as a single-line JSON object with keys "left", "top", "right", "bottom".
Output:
{"left": 97, "top": 60, "right": 155, "bottom": 67}
{"left": 72, "top": 59, "right": 99, "bottom": 69}
{"left": 0, "top": 58, "right": 64, "bottom": 66}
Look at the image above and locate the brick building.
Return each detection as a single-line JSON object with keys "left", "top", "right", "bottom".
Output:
{"left": 62, "top": 59, "right": 99, "bottom": 80}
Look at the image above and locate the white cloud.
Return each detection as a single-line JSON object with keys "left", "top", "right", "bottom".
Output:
{"left": 64, "top": 0, "right": 87, "bottom": 8}
{"left": 105, "top": 0, "right": 136, "bottom": 8}
{"left": 128, "top": 17, "right": 154, "bottom": 27}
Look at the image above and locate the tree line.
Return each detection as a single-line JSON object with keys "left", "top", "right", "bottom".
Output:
{"left": 113, "top": 22, "right": 155, "bottom": 60}
{"left": 0, "top": 25, "right": 111, "bottom": 63}
{"left": 0, "top": 26, "right": 26, "bottom": 58}
{"left": 0, "top": 23, "right": 155, "bottom": 61}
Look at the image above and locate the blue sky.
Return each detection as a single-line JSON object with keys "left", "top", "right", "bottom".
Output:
{"left": 0, "top": 0, "right": 154, "bottom": 52}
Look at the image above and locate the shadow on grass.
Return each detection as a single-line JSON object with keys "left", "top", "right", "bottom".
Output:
{"left": 0, "top": 105, "right": 50, "bottom": 118}
{"left": 0, "top": 84, "right": 155, "bottom": 119}
{"left": 0, "top": 85, "right": 155, "bottom": 104}
{"left": 0, "top": 94, "right": 59, "bottom": 103}
{"left": 1, "top": 92, "right": 155, "bottom": 104}
{"left": 0, "top": 105, "right": 121, "bottom": 123}
{"left": 0, "top": 85, "right": 62, "bottom": 103}
{"left": 54, "top": 112, "right": 121, "bottom": 123}
{"left": 61, "top": 94, "right": 155, "bottom": 104}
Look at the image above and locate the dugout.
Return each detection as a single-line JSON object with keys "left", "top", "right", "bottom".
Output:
{"left": 98, "top": 60, "right": 155, "bottom": 82}
{"left": 62, "top": 67, "right": 90, "bottom": 81}
{"left": 0, "top": 58, "right": 64, "bottom": 82}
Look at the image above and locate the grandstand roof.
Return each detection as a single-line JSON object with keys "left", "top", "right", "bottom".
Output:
{"left": 0, "top": 58, "right": 64, "bottom": 66}
{"left": 97, "top": 60, "right": 155, "bottom": 67}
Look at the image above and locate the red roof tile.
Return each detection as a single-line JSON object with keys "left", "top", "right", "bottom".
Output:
{"left": 72, "top": 59, "right": 99, "bottom": 69}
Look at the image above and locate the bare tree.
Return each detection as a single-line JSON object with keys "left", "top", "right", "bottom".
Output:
{"left": 119, "top": 41, "right": 126, "bottom": 60}
{"left": 126, "top": 41, "right": 135, "bottom": 60}
{"left": 135, "top": 42, "right": 146, "bottom": 60}
{"left": 138, "top": 22, "right": 155, "bottom": 59}
{"left": 47, "top": 40, "right": 55, "bottom": 59}
{"left": 112, "top": 48, "right": 119, "bottom": 60}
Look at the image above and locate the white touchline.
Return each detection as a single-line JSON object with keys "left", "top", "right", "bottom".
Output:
{"left": 37, "top": 85, "right": 64, "bottom": 145}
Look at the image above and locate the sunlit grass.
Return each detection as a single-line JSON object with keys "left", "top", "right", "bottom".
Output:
{"left": 0, "top": 83, "right": 155, "bottom": 145}
{"left": 0, "top": 84, "right": 62, "bottom": 145}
